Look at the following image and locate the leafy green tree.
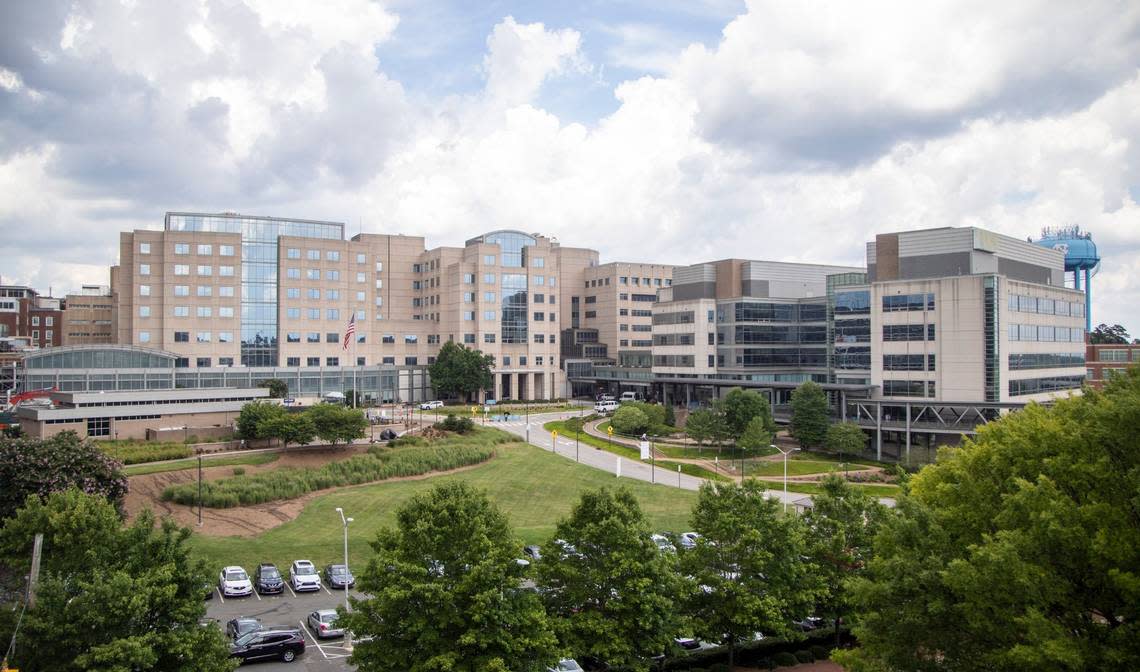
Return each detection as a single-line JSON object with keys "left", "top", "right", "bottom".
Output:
{"left": 624, "top": 401, "right": 666, "bottom": 430}
{"left": 824, "top": 421, "right": 867, "bottom": 459}
{"left": 682, "top": 481, "right": 823, "bottom": 668}
{"left": 1089, "top": 322, "right": 1130, "bottom": 344}
{"left": 685, "top": 408, "right": 729, "bottom": 448}
{"left": 838, "top": 368, "right": 1140, "bottom": 671}
{"left": 341, "top": 482, "right": 557, "bottom": 672}
{"left": 0, "top": 431, "right": 127, "bottom": 521}
{"left": 721, "top": 388, "right": 775, "bottom": 438}
{"left": 790, "top": 381, "right": 829, "bottom": 448}
{"left": 428, "top": 342, "right": 494, "bottom": 402}
{"left": 306, "top": 404, "right": 367, "bottom": 446}
{"left": 802, "top": 475, "right": 887, "bottom": 647}
{"left": 256, "top": 377, "right": 289, "bottom": 398}
{"left": 0, "top": 489, "right": 236, "bottom": 672}
{"left": 258, "top": 412, "right": 315, "bottom": 449}
{"left": 611, "top": 405, "right": 649, "bottom": 435}
{"left": 663, "top": 404, "right": 676, "bottom": 427}
{"left": 235, "top": 400, "right": 287, "bottom": 441}
{"left": 737, "top": 415, "right": 773, "bottom": 454}
{"left": 536, "top": 488, "right": 680, "bottom": 669}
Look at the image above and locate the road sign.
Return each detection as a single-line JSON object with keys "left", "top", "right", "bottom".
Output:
{"left": 607, "top": 426, "right": 614, "bottom": 436}
{"left": 639, "top": 441, "right": 651, "bottom": 460}
{"left": 470, "top": 405, "right": 477, "bottom": 415}
{"left": 552, "top": 430, "right": 558, "bottom": 440}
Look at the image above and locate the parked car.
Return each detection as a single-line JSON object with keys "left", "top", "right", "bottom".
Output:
{"left": 307, "top": 609, "right": 344, "bottom": 639}
{"left": 794, "top": 616, "right": 824, "bottom": 632}
{"left": 419, "top": 400, "right": 444, "bottom": 410}
{"left": 379, "top": 428, "right": 398, "bottom": 440}
{"left": 678, "top": 532, "right": 701, "bottom": 550}
{"left": 289, "top": 560, "right": 321, "bottom": 592}
{"left": 593, "top": 401, "right": 618, "bottom": 414}
{"left": 651, "top": 533, "right": 676, "bottom": 553}
{"left": 254, "top": 563, "right": 285, "bottom": 595}
{"left": 579, "top": 656, "right": 610, "bottom": 671}
{"left": 230, "top": 626, "right": 305, "bottom": 664}
{"left": 674, "top": 637, "right": 701, "bottom": 651}
{"left": 619, "top": 391, "right": 639, "bottom": 402}
{"left": 219, "top": 566, "right": 253, "bottom": 598}
{"left": 226, "top": 616, "right": 262, "bottom": 640}
{"left": 523, "top": 545, "right": 542, "bottom": 561}
{"left": 323, "top": 563, "right": 355, "bottom": 590}
{"left": 202, "top": 579, "right": 214, "bottom": 600}
{"left": 547, "top": 659, "right": 584, "bottom": 672}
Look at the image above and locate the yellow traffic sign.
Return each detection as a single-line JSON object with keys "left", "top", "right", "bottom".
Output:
{"left": 552, "top": 430, "right": 558, "bottom": 440}
{"left": 607, "top": 425, "right": 614, "bottom": 436}
{"left": 470, "top": 405, "right": 477, "bottom": 415}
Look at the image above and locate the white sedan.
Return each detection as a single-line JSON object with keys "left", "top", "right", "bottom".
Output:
{"left": 419, "top": 400, "right": 444, "bottom": 410}
{"left": 219, "top": 566, "right": 253, "bottom": 597}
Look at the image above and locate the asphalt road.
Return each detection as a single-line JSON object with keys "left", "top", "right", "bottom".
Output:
{"left": 205, "top": 583, "right": 361, "bottom": 670}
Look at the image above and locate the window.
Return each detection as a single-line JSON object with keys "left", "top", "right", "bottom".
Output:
{"left": 287, "top": 248, "right": 301, "bottom": 259}
{"left": 326, "top": 332, "right": 338, "bottom": 343}
{"left": 882, "top": 380, "right": 936, "bottom": 398}
{"left": 502, "top": 356, "right": 511, "bottom": 366}
{"left": 196, "top": 331, "right": 211, "bottom": 343}
{"left": 287, "top": 288, "right": 300, "bottom": 299}
{"left": 883, "top": 324, "right": 932, "bottom": 341}
{"left": 287, "top": 268, "right": 300, "bottom": 279}
{"left": 356, "top": 253, "right": 366, "bottom": 264}
{"left": 197, "top": 285, "right": 212, "bottom": 297}
{"left": 327, "top": 250, "right": 340, "bottom": 261}
{"left": 356, "top": 272, "right": 366, "bottom": 283}
{"left": 219, "top": 265, "right": 234, "bottom": 276}
{"left": 463, "top": 292, "right": 474, "bottom": 303}
{"left": 382, "top": 334, "right": 395, "bottom": 343}
{"left": 139, "top": 263, "right": 151, "bottom": 276}
{"left": 307, "top": 357, "right": 320, "bottom": 366}
{"left": 405, "top": 357, "right": 418, "bottom": 365}
{"left": 307, "top": 288, "right": 320, "bottom": 299}
{"left": 174, "top": 331, "right": 189, "bottom": 342}
{"left": 549, "top": 277, "right": 556, "bottom": 287}
{"left": 307, "top": 332, "right": 320, "bottom": 343}
{"left": 484, "top": 273, "right": 496, "bottom": 284}
{"left": 306, "top": 269, "right": 320, "bottom": 280}
{"left": 585, "top": 296, "right": 596, "bottom": 304}
{"left": 463, "top": 273, "right": 474, "bottom": 283}
{"left": 483, "top": 310, "right": 496, "bottom": 320}
{"left": 375, "top": 261, "right": 383, "bottom": 272}
{"left": 382, "top": 357, "right": 395, "bottom": 364}
{"left": 464, "top": 333, "right": 476, "bottom": 344}
{"left": 287, "top": 308, "right": 300, "bottom": 319}
{"left": 139, "top": 331, "right": 150, "bottom": 343}
{"left": 536, "top": 356, "right": 544, "bottom": 365}
{"left": 882, "top": 293, "right": 935, "bottom": 312}
{"left": 463, "top": 311, "right": 474, "bottom": 321}
{"left": 174, "top": 265, "right": 189, "bottom": 275}
{"left": 138, "top": 306, "right": 150, "bottom": 317}
{"left": 484, "top": 333, "right": 496, "bottom": 343}
{"left": 197, "top": 244, "right": 212, "bottom": 255}
{"left": 357, "top": 356, "right": 366, "bottom": 366}
{"left": 287, "top": 357, "right": 301, "bottom": 366}
{"left": 173, "top": 306, "right": 189, "bottom": 317}
{"left": 139, "top": 285, "right": 151, "bottom": 296}
{"left": 220, "top": 244, "right": 235, "bottom": 256}
{"left": 307, "top": 249, "right": 320, "bottom": 260}
{"left": 356, "top": 291, "right": 366, "bottom": 301}
{"left": 222, "top": 285, "right": 237, "bottom": 298}
{"left": 139, "top": 242, "right": 151, "bottom": 254}
{"left": 197, "top": 265, "right": 212, "bottom": 276}
{"left": 197, "top": 357, "right": 212, "bottom": 367}
{"left": 585, "top": 311, "right": 596, "bottom": 319}
{"left": 534, "top": 293, "right": 545, "bottom": 303}
{"left": 307, "top": 308, "right": 320, "bottom": 319}
{"left": 197, "top": 306, "right": 212, "bottom": 317}
{"left": 287, "top": 332, "right": 301, "bottom": 343}
{"left": 174, "top": 243, "right": 189, "bottom": 255}
{"left": 326, "top": 289, "right": 339, "bottom": 300}
{"left": 405, "top": 335, "right": 418, "bottom": 344}
{"left": 534, "top": 275, "right": 544, "bottom": 286}
{"left": 219, "top": 306, "right": 234, "bottom": 318}
{"left": 534, "top": 334, "right": 545, "bottom": 343}
{"left": 484, "top": 255, "right": 496, "bottom": 265}
{"left": 326, "top": 270, "right": 340, "bottom": 281}
{"left": 532, "top": 257, "right": 545, "bottom": 268}
{"left": 484, "top": 292, "right": 496, "bottom": 302}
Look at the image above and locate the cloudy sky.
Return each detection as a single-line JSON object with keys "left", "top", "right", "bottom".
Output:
{"left": 2, "top": 0, "right": 1139, "bottom": 329}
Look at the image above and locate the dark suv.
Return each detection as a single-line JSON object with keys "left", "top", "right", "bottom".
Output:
{"left": 230, "top": 626, "right": 305, "bottom": 664}
{"left": 254, "top": 563, "right": 285, "bottom": 595}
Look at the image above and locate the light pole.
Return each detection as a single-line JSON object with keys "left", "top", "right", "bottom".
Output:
{"left": 335, "top": 507, "right": 354, "bottom": 649}
{"left": 197, "top": 451, "right": 203, "bottom": 526}
{"left": 773, "top": 443, "right": 798, "bottom": 513}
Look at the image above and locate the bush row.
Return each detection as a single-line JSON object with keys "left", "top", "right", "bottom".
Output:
{"left": 160, "top": 443, "right": 495, "bottom": 508}
{"left": 652, "top": 627, "right": 848, "bottom": 672}
{"left": 102, "top": 442, "right": 194, "bottom": 465}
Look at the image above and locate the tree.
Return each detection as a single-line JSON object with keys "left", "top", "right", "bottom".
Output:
{"left": 802, "top": 475, "right": 887, "bottom": 647}
{"left": 722, "top": 388, "right": 775, "bottom": 438}
{"left": 1089, "top": 322, "right": 1130, "bottom": 344}
{"left": 235, "top": 400, "right": 287, "bottom": 441}
{"left": 790, "top": 381, "right": 829, "bottom": 448}
{"left": 838, "top": 368, "right": 1140, "bottom": 671}
{"left": 685, "top": 408, "right": 728, "bottom": 448}
{"left": 824, "top": 422, "right": 867, "bottom": 459}
{"left": 682, "top": 481, "right": 823, "bottom": 668}
{"left": 0, "top": 489, "right": 237, "bottom": 671}
{"left": 306, "top": 404, "right": 367, "bottom": 446}
{"left": 256, "top": 378, "right": 289, "bottom": 398}
{"left": 611, "top": 405, "right": 649, "bottom": 435}
{"left": 663, "top": 404, "right": 676, "bottom": 428}
{"left": 536, "top": 488, "right": 680, "bottom": 669}
{"left": 341, "top": 482, "right": 557, "bottom": 672}
{"left": 428, "top": 342, "right": 494, "bottom": 402}
{"left": 0, "top": 431, "right": 127, "bottom": 521}
{"left": 258, "top": 412, "right": 315, "bottom": 449}
{"left": 737, "top": 415, "right": 773, "bottom": 453}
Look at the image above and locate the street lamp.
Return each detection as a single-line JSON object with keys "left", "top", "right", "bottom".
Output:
{"left": 335, "top": 507, "right": 354, "bottom": 650}
{"left": 773, "top": 443, "right": 799, "bottom": 513}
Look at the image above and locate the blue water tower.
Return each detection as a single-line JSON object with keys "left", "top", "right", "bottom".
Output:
{"left": 1033, "top": 226, "right": 1099, "bottom": 332}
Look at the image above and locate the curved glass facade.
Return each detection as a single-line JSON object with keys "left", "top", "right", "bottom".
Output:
{"left": 25, "top": 347, "right": 176, "bottom": 370}
{"left": 481, "top": 231, "right": 535, "bottom": 268}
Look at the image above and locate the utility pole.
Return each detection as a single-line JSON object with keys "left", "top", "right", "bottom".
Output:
{"left": 197, "top": 452, "right": 203, "bottom": 526}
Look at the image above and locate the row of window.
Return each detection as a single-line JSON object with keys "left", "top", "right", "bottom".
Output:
{"left": 1008, "top": 324, "right": 1085, "bottom": 342}
{"left": 1008, "top": 375, "right": 1085, "bottom": 396}
{"left": 139, "top": 242, "right": 236, "bottom": 256}
{"left": 882, "top": 293, "right": 935, "bottom": 312}
{"left": 883, "top": 354, "right": 936, "bottom": 371}
{"left": 141, "top": 306, "right": 236, "bottom": 318}
{"left": 286, "top": 332, "right": 364, "bottom": 344}
{"left": 163, "top": 331, "right": 235, "bottom": 343}
{"left": 29, "top": 316, "right": 55, "bottom": 326}
{"left": 883, "top": 324, "right": 936, "bottom": 341}
{"left": 1095, "top": 349, "right": 1140, "bottom": 362}
{"left": 1008, "top": 352, "right": 1086, "bottom": 370}
{"left": 138, "top": 264, "right": 234, "bottom": 277}
{"left": 882, "top": 380, "right": 936, "bottom": 398}
{"left": 284, "top": 249, "right": 362, "bottom": 263}
{"left": 1007, "top": 293, "right": 1085, "bottom": 318}
{"left": 461, "top": 273, "right": 556, "bottom": 287}
{"left": 617, "top": 276, "right": 669, "bottom": 287}
{"left": 285, "top": 308, "right": 365, "bottom": 321}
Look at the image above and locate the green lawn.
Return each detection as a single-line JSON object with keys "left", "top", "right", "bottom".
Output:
{"left": 743, "top": 460, "right": 858, "bottom": 478}
{"left": 187, "top": 438, "right": 699, "bottom": 573}
{"left": 544, "top": 420, "right": 726, "bottom": 482}
{"left": 769, "top": 481, "right": 902, "bottom": 498}
{"left": 124, "top": 453, "right": 280, "bottom": 477}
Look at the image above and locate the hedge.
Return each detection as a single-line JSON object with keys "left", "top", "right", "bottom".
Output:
{"left": 657, "top": 626, "right": 852, "bottom": 671}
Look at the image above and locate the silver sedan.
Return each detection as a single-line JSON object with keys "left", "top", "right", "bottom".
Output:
{"left": 307, "top": 609, "right": 344, "bottom": 639}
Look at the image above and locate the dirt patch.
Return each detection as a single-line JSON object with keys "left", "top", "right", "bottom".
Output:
{"left": 123, "top": 443, "right": 491, "bottom": 538}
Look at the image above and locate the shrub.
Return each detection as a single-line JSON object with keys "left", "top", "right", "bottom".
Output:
{"left": 611, "top": 405, "right": 649, "bottom": 435}
{"left": 388, "top": 434, "right": 425, "bottom": 447}
{"left": 232, "top": 467, "right": 246, "bottom": 476}
{"left": 102, "top": 441, "right": 193, "bottom": 465}
{"left": 793, "top": 650, "right": 814, "bottom": 664}
{"left": 771, "top": 652, "right": 798, "bottom": 668}
{"left": 809, "top": 645, "right": 830, "bottom": 661}
{"left": 436, "top": 414, "right": 475, "bottom": 434}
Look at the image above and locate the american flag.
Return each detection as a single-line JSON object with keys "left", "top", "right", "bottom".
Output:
{"left": 342, "top": 313, "right": 356, "bottom": 351}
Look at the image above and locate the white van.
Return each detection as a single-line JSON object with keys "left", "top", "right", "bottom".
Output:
{"left": 619, "top": 391, "right": 639, "bottom": 402}
{"left": 598, "top": 394, "right": 616, "bottom": 403}
{"left": 594, "top": 400, "right": 619, "bottom": 414}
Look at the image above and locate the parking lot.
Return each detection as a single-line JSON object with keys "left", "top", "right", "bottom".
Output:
{"left": 205, "top": 583, "right": 365, "bottom": 670}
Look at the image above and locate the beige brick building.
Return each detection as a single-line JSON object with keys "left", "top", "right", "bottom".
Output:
{"left": 62, "top": 285, "right": 115, "bottom": 345}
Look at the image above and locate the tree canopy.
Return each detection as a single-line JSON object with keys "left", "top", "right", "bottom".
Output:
{"left": 255, "top": 378, "right": 289, "bottom": 398}
{"left": 1089, "top": 322, "right": 1130, "bottom": 344}
{"left": 235, "top": 400, "right": 286, "bottom": 441}
{"left": 839, "top": 367, "right": 1140, "bottom": 671}
{"left": 610, "top": 405, "right": 649, "bottom": 435}
{"left": 428, "top": 342, "right": 494, "bottom": 402}
{"left": 306, "top": 403, "right": 367, "bottom": 445}
{"left": 0, "top": 489, "right": 236, "bottom": 671}
{"left": 721, "top": 388, "right": 775, "bottom": 438}
{"left": 536, "top": 488, "right": 679, "bottom": 669}
{"left": 342, "top": 481, "right": 557, "bottom": 672}
{"left": 737, "top": 415, "right": 773, "bottom": 453}
{"left": 684, "top": 408, "right": 730, "bottom": 447}
{"left": 789, "top": 381, "right": 829, "bottom": 448}
{"left": 824, "top": 421, "right": 867, "bottom": 458}
{"left": 0, "top": 432, "right": 127, "bottom": 521}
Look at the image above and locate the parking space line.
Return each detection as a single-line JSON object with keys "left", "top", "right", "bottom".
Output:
{"left": 300, "top": 620, "right": 332, "bottom": 660}
{"left": 287, "top": 583, "right": 297, "bottom": 598}
{"left": 215, "top": 587, "right": 225, "bottom": 604}
{"left": 253, "top": 589, "right": 261, "bottom": 601}
{"left": 323, "top": 585, "right": 333, "bottom": 596}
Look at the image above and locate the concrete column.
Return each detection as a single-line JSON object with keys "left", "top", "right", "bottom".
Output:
{"left": 875, "top": 403, "right": 882, "bottom": 461}
{"left": 905, "top": 403, "right": 911, "bottom": 465}
{"left": 493, "top": 373, "right": 502, "bottom": 402}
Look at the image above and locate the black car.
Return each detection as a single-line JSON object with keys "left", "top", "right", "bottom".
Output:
{"left": 380, "top": 428, "right": 398, "bottom": 440}
{"left": 254, "top": 563, "right": 285, "bottom": 595}
{"left": 226, "top": 616, "right": 262, "bottom": 640}
{"left": 523, "top": 545, "right": 542, "bottom": 561}
{"left": 323, "top": 563, "right": 355, "bottom": 589}
{"left": 230, "top": 626, "right": 305, "bottom": 664}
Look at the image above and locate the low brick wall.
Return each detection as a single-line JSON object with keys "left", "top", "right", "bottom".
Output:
{"left": 146, "top": 425, "right": 234, "bottom": 442}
